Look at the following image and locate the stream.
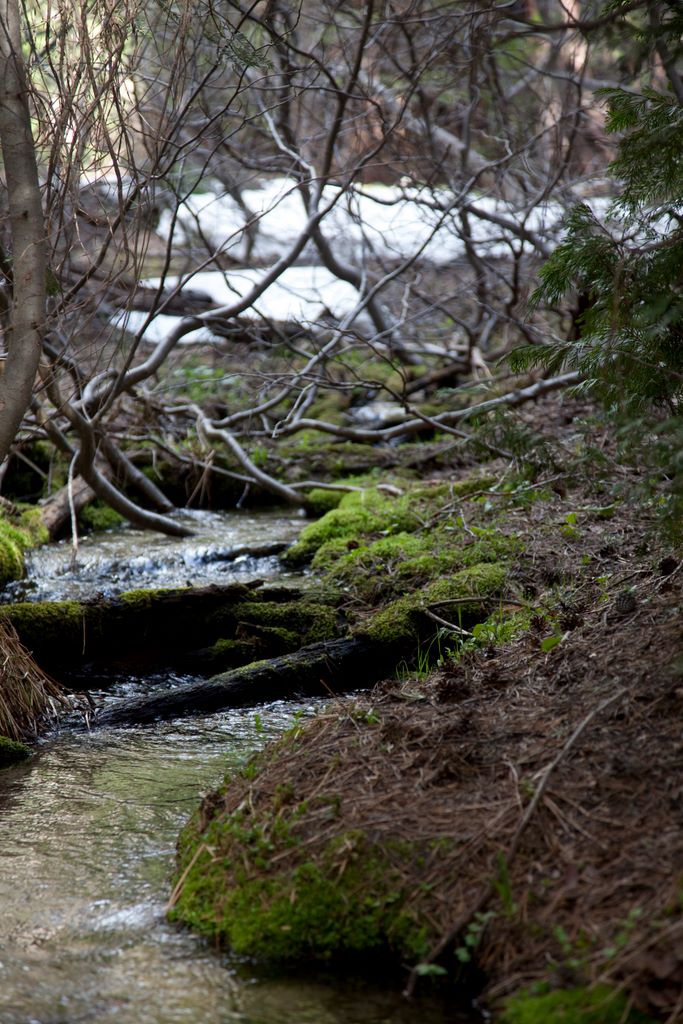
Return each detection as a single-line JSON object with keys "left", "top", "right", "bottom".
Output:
{"left": 0, "top": 513, "right": 480, "bottom": 1024}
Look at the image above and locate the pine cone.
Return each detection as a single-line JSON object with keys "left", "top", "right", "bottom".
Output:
{"left": 614, "top": 590, "right": 637, "bottom": 615}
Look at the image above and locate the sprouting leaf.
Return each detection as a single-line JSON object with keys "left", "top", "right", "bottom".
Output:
{"left": 540, "top": 633, "right": 565, "bottom": 653}
{"left": 414, "top": 962, "right": 448, "bottom": 976}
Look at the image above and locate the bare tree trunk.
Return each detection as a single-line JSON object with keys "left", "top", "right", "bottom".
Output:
{"left": 0, "top": 0, "right": 45, "bottom": 463}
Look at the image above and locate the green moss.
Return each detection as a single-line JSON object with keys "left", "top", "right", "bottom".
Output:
{"left": 0, "top": 735, "right": 31, "bottom": 767}
{"left": 305, "top": 391, "right": 352, "bottom": 425}
{"left": 17, "top": 506, "right": 49, "bottom": 546}
{"left": 118, "top": 587, "right": 192, "bottom": 610}
{"left": 0, "top": 532, "right": 24, "bottom": 585}
{"left": 304, "top": 488, "right": 346, "bottom": 516}
{"left": 315, "top": 532, "right": 456, "bottom": 603}
{"left": 0, "top": 509, "right": 48, "bottom": 587}
{"left": 313, "top": 525, "right": 521, "bottom": 606}
{"left": 170, "top": 815, "right": 431, "bottom": 963}
{"left": 284, "top": 477, "right": 498, "bottom": 568}
{"left": 501, "top": 985, "right": 657, "bottom": 1024}
{"left": 209, "top": 625, "right": 301, "bottom": 669}
{"left": 458, "top": 527, "right": 522, "bottom": 566}
{"left": 237, "top": 601, "right": 339, "bottom": 644}
{"left": 310, "top": 535, "right": 368, "bottom": 569}
{"left": 78, "top": 502, "right": 125, "bottom": 533}
{"left": 6, "top": 600, "right": 86, "bottom": 655}
{"left": 251, "top": 625, "right": 300, "bottom": 649}
{"left": 284, "top": 492, "right": 417, "bottom": 567}
{"left": 208, "top": 638, "right": 259, "bottom": 668}
{"left": 312, "top": 530, "right": 418, "bottom": 572}
{"left": 363, "top": 562, "right": 508, "bottom": 644}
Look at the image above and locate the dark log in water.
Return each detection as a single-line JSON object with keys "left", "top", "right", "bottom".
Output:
{"left": 95, "top": 635, "right": 393, "bottom": 727}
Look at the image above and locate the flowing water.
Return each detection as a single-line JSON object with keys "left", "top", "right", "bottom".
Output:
{"left": 0, "top": 515, "right": 480, "bottom": 1024}
{"left": 3, "top": 509, "right": 305, "bottom": 603}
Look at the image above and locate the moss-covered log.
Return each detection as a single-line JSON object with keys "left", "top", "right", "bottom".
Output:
{"left": 3, "top": 582, "right": 341, "bottom": 682}
{"left": 95, "top": 635, "right": 397, "bottom": 727}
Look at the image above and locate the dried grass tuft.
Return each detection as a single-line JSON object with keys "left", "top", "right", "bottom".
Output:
{"left": 0, "top": 616, "right": 71, "bottom": 739}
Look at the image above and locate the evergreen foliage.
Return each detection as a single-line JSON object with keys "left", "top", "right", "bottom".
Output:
{"left": 518, "top": 7, "right": 683, "bottom": 532}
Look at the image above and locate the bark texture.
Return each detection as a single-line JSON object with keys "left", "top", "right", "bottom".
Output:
{"left": 0, "top": 1, "right": 46, "bottom": 461}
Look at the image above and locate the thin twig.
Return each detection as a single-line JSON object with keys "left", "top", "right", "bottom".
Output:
{"left": 423, "top": 608, "right": 472, "bottom": 636}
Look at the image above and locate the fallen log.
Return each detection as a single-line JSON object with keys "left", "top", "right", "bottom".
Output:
{"left": 94, "top": 634, "right": 396, "bottom": 727}
{"left": 4, "top": 581, "right": 341, "bottom": 684}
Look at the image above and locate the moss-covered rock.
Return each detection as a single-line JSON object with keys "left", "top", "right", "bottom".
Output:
{"left": 314, "top": 525, "right": 520, "bottom": 606}
{"left": 501, "top": 985, "right": 658, "bottom": 1024}
{"left": 304, "top": 487, "right": 347, "bottom": 516}
{"left": 283, "top": 490, "right": 417, "bottom": 567}
{"left": 0, "top": 735, "right": 31, "bottom": 767}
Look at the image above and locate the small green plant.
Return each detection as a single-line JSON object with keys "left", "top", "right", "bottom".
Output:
{"left": 560, "top": 511, "right": 581, "bottom": 541}
{"left": 494, "top": 852, "right": 518, "bottom": 919}
{"left": 454, "top": 910, "right": 495, "bottom": 964}
{"left": 540, "top": 632, "right": 566, "bottom": 653}
{"left": 241, "top": 759, "right": 260, "bottom": 780}
{"left": 396, "top": 632, "right": 446, "bottom": 681}
{"left": 414, "top": 962, "right": 448, "bottom": 978}
{"left": 441, "top": 609, "right": 533, "bottom": 666}
{"left": 351, "top": 706, "right": 380, "bottom": 726}
{"left": 250, "top": 444, "right": 269, "bottom": 468}
{"left": 600, "top": 906, "right": 643, "bottom": 959}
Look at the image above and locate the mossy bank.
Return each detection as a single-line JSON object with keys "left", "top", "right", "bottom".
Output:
{"left": 0, "top": 506, "right": 48, "bottom": 587}
{"left": 0, "top": 736, "right": 31, "bottom": 768}
{"left": 170, "top": 466, "right": 683, "bottom": 1021}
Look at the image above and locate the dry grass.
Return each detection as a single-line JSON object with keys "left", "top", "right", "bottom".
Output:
{"left": 0, "top": 617, "right": 72, "bottom": 739}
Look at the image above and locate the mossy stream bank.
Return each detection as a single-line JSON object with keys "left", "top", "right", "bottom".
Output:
{"left": 166, "top": 474, "right": 682, "bottom": 1023}
{"left": 2, "top": 464, "right": 681, "bottom": 1021}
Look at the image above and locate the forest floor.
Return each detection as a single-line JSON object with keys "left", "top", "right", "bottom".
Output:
{"left": 168, "top": 391, "right": 683, "bottom": 1023}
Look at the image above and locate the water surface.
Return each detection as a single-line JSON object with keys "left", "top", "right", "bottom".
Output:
{"left": 5, "top": 509, "right": 304, "bottom": 602}
{"left": 0, "top": 693, "right": 480, "bottom": 1023}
